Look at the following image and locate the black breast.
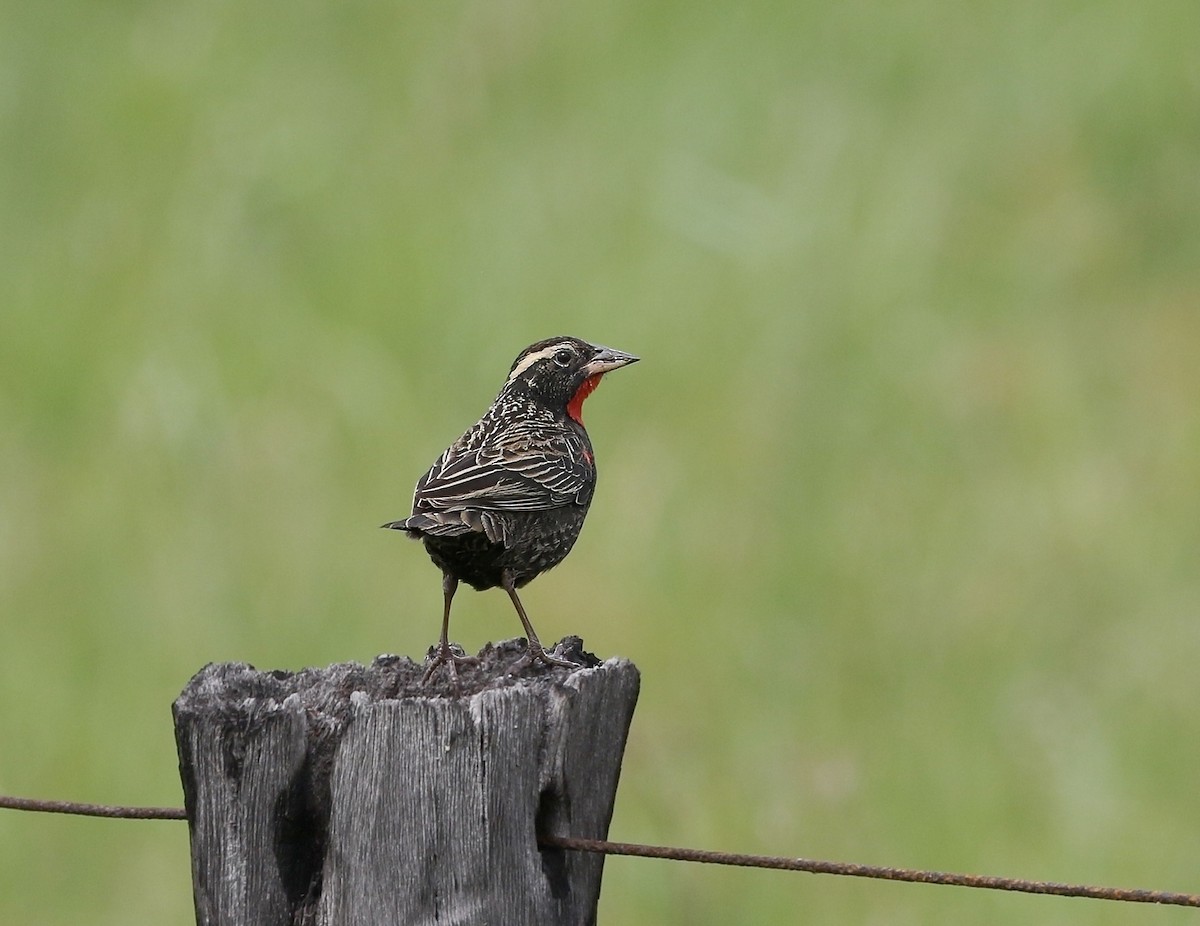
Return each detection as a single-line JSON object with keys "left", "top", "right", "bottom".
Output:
{"left": 423, "top": 504, "right": 590, "bottom": 591}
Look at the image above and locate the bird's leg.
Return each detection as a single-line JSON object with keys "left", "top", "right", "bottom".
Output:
{"left": 501, "top": 569, "right": 578, "bottom": 672}
{"left": 422, "top": 573, "right": 480, "bottom": 683}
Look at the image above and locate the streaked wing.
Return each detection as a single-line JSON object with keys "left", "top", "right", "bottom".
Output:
{"left": 414, "top": 423, "right": 592, "bottom": 514}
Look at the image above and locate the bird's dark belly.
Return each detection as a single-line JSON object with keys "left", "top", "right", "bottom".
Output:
{"left": 423, "top": 506, "right": 589, "bottom": 591}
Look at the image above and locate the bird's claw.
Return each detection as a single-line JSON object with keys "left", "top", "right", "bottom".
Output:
{"left": 507, "top": 640, "right": 580, "bottom": 675}
{"left": 422, "top": 642, "right": 480, "bottom": 684}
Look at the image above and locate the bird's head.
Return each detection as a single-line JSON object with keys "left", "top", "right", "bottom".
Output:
{"left": 502, "top": 336, "right": 639, "bottom": 424}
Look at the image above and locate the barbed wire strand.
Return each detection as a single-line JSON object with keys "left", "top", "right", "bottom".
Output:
{"left": 3, "top": 795, "right": 1198, "bottom": 907}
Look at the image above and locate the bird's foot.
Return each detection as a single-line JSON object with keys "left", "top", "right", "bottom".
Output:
{"left": 508, "top": 639, "right": 581, "bottom": 675}
{"left": 422, "top": 641, "right": 480, "bottom": 684}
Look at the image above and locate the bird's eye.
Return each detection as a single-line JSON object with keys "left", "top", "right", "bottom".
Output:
{"left": 553, "top": 349, "right": 573, "bottom": 367}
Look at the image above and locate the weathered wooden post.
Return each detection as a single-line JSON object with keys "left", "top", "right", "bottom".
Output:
{"left": 173, "top": 637, "right": 639, "bottom": 926}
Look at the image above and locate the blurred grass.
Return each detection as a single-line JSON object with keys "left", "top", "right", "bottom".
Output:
{"left": 2, "top": 0, "right": 1200, "bottom": 922}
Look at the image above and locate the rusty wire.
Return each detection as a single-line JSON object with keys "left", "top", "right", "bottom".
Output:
{"left": 2, "top": 794, "right": 1198, "bottom": 908}
{"left": 540, "top": 834, "right": 1200, "bottom": 908}
{"left": 0, "top": 795, "right": 184, "bottom": 820}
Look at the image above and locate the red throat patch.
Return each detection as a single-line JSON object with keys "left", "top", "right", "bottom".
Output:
{"left": 567, "top": 374, "right": 604, "bottom": 425}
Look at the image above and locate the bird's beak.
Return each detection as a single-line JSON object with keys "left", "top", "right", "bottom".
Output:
{"left": 584, "top": 344, "right": 639, "bottom": 376}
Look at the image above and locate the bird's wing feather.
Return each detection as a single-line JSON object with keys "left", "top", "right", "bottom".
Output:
{"left": 413, "top": 422, "right": 593, "bottom": 513}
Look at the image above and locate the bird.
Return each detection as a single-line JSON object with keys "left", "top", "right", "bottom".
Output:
{"left": 383, "top": 336, "right": 639, "bottom": 680}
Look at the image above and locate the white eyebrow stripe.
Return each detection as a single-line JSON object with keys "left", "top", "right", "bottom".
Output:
{"left": 505, "top": 345, "right": 567, "bottom": 384}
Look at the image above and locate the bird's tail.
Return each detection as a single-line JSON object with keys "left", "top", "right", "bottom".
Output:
{"left": 381, "top": 513, "right": 473, "bottom": 538}
{"left": 381, "top": 515, "right": 427, "bottom": 537}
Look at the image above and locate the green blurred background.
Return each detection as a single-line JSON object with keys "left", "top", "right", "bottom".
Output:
{"left": 3, "top": 0, "right": 1199, "bottom": 922}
